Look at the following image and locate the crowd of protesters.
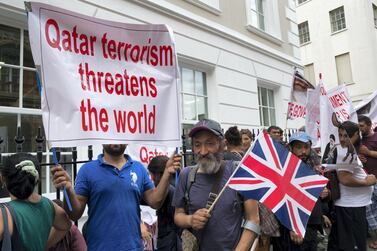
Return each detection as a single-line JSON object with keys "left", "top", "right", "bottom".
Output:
{"left": 1, "top": 115, "right": 377, "bottom": 250}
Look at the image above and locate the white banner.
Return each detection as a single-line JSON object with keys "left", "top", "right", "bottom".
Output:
{"left": 126, "top": 144, "right": 176, "bottom": 167}
{"left": 355, "top": 90, "right": 377, "bottom": 130}
{"left": 27, "top": 2, "right": 181, "bottom": 147}
{"left": 320, "top": 85, "right": 357, "bottom": 168}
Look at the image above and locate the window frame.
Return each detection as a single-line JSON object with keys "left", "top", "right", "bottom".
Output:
{"left": 329, "top": 6, "right": 346, "bottom": 34}
{"left": 335, "top": 52, "right": 353, "bottom": 85}
{"left": 180, "top": 67, "right": 208, "bottom": 124}
{"left": 258, "top": 86, "right": 276, "bottom": 127}
{"left": 245, "top": 0, "right": 283, "bottom": 45}
{"left": 298, "top": 21, "right": 310, "bottom": 45}
{"left": 250, "top": 0, "right": 265, "bottom": 31}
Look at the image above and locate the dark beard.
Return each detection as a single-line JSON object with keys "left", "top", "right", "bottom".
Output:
{"left": 103, "top": 144, "right": 126, "bottom": 156}
{"left": 196, "top": 152, "right": 222, "bottom": 174}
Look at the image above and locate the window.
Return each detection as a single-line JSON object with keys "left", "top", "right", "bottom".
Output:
{"left": 373, "top": 4, "right": 377, "bottom": 27}
{"left": 304, "top": 64, "right": 315, "bottom": 85}
{"left": 335, "top": 53, "right": 353, "bottom": 84}
{"left": 0, "top": 24, "right": 42, "bottom": 152}
{"left": 245, "top": 0, "right": 282, "bottom": 42}
{"left": 298, "top": 21, "right": 310, "bottom": 44}
{"left": 0, "top": 23, "right": 64, "bottom": 195}
{"left": 180, "top": 67, "right": 208, "bottom": 122}
{"left": 329, "top": 6, "right": 346, "bottom": 33}
{"left": 250, "top": 0, "right": 265, "bottom": 31}
{"left": 297, "top": 0, "right": 308, "bottom": 4}
{"left": 258, "top": 86, "right": 276, "bottom": 126}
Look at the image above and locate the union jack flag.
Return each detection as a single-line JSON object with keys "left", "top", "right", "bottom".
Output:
{"left": 228, "top": 131, "right": 328, "bottom": 237}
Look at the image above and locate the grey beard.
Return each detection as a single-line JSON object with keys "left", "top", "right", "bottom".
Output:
{"left": 196, "top": 153, "right": 222, "bottom": 174}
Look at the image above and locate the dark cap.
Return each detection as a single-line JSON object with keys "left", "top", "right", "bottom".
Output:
{"left": 189, "top": 119, "right": 223, "bottom": 138}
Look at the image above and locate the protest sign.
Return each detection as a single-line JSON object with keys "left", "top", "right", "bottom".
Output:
{"left": 355, "top": 90, "right": 377, "bottom": 130}
{"left": 287, "top": 71, "right": 314, "bottom": 120}
{"left": 126, "top": 144, "right": 176, "bottom": 166}
{"left": 27, "top": 2, "right": 181, "bottom": 147}
{"left": 320, "top": 85, "right": 358, "bottom": 169}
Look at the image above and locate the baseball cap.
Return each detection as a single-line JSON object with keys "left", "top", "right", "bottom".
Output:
{"left": 189, "top": 119, "right": 223, "bottom": 138}
{"left": 288, "top": 131, "right": 311, "bottom": 144}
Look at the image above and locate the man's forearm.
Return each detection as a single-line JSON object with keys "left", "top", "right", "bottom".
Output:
{"left": 368, "top": 150, "right": 377, "bottom": 159}
{"left": 338, "top": 171, "right": 368, "bottom": 187}
{"left": 148, "top": 171, "right": 171, "bottom": 209}
{"left": 174, "top": 211, "right": 192, "bottom": 229}
{"left": 64, "top": 187, "right": 85, "bottom": 221}
{"left": 235, "top": 229, "right": 257, "bottom": 251}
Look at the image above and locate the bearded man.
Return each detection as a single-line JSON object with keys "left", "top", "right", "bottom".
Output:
{"left": 173, "top": 119, "right": 259, "bottom": 251}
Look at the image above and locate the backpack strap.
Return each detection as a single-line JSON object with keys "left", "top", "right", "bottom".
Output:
{"left": 184, "top": 165, "right": 199, "bottom": 213}
{"left": 4, "top": 203, "right": 22, "bottom": 251}
{"left": 1, "top": 204, "right": 11, "bottom": 251}
{"left": 205, "top": 163, "right": 225, "bottom": 210}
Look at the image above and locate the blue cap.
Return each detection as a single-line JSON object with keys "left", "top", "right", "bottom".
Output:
{"left": 289, "top": 132, "right": 311, "bottom": 144}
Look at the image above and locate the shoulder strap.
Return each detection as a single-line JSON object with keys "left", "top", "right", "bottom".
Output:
{"left": 1, "top": 204, "right": 12, "bottom": 251}
{"left": 184, "top": 166, "right": 199, "bottom": 213}
{"left": 205, "top": 162, "right": 225, "bottom": 209}
{"left": 5, "top": 203, "right": 22, "bottom": 251}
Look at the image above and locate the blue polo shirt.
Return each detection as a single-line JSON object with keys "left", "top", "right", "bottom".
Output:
{"left": 75, "top": 154, "right": 154, "bottom": 251}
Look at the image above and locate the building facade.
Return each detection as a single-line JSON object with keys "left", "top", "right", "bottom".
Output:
{"left": 297, "top": 0, "right": 377, "bottom": 104}
{"left": 0, "top": 0, "right": 300, "bottom": 194}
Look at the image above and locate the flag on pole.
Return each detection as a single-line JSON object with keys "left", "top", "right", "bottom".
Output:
{"left": 287, "top": 70, "right": 315, "bottom": 120}
{"left": 228, "top": 131, "right": 328, "bottom": 237}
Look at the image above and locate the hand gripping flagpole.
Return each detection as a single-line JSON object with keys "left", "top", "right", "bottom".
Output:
{"left": 52, "top": 148, "right": 73, "bottom": 212}
{"left": 207, "top": 132, "right": 260, "bottom": 213}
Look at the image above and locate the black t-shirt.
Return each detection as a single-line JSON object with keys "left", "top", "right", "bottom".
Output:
{"left": 156, "top": 185, "right": 182, "bottom": 251}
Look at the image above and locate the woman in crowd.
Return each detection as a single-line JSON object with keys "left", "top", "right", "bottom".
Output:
{"left": 223, "top": 126, "right": 244, "bottom": 161}
{"left": 240, "top": 128, "right": 253, "bottom": 153}
{"left": 0, "top": 153, "right": 71, "bottom": 251}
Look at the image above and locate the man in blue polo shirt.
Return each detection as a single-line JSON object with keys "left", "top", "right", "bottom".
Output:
{"left": 52, "top": 144, "right": 181, "bottom": 251}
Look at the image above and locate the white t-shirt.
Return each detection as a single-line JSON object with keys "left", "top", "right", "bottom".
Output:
{"left": 335, "top": 147, "right": 373, "bottom": 207}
